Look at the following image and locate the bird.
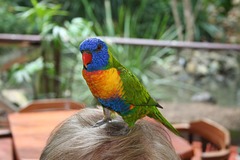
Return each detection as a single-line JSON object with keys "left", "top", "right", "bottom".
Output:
{"left": 79, "top": 38, "right": 180, "bottom": 136}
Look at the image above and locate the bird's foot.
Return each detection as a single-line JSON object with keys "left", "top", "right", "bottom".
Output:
{"left": 106, "top": 121, "right": 131, "bottom": 136}
{"left": 93, "top": 117, "right": 112, "bottom": 127}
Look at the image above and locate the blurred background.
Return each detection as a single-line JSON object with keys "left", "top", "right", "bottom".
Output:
{"left": 0, "top": 0, "right": 239, "bottom": 146}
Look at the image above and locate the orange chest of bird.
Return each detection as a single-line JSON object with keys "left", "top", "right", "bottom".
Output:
{"left": 82, "top": 68, "right": 125, "bottom": 99}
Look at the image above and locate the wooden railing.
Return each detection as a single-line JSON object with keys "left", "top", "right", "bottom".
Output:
{"left": 98, "top": 36, "right": 240, "bottom": 50}
{"left": 0, "top": 33, "right": 240, "bottom": 50}
{"left": 0, "top": 34, "right": 41, "bottom": 46}
{"left": 1, "top": 33, "right": 239, "bottom": 75}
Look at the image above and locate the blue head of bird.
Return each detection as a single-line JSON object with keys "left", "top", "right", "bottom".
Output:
{"left": 79, "top": 38, "right": 110, "bottom": 71}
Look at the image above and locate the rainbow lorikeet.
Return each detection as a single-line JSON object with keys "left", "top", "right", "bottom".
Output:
{"left": 79, "top": 38, "right": 180, "bottom": 136}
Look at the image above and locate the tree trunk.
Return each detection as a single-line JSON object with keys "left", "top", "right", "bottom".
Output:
{"left": 41, "top": 41, "right": 50, "bottom": 98}
{"left": 53, "top": 40, "right": 61, "bottom": 98}
{"left": 170, "top": 0, "right": 184, "bottom": 40}
{"left": 183, "top": 0, "right": 195, "bottom": 41}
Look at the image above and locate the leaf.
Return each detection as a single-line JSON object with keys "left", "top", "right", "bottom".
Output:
{"left": 104, "top": 0, "right": 115, "bottom": 36}
{"left": 124, "top": 10, "right": 131, "bottom": 38}
{"left": 25, "top": 57, "right": 44, "bottom": 74}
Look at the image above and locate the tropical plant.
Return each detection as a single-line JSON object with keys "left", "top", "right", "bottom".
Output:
{"left": 6, "top": 58, "right": 44, "bottom": 99}
{"left": 4, "top": 0, "right": 218, "bottom": 105}
{"left": 15, "top": 0, "right": 68, "bottom": 34}
{"left": 3, "top": 0, "right": 203, "bottom": 104}
{"left": 170, "top": 0, "right": 232, "bottom": 41}
{"left": 53, "top": 17, "right": 96, "bottom": 103}
{"left": 0, "top": 1, "right": 28, "bottom": 33}
{"left": 6, "top": 0, "right": 94, "bottom": 101}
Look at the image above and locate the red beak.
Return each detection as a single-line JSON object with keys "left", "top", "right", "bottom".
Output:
{"left": 82, "top": 52, "right": 92, "bottom": 68}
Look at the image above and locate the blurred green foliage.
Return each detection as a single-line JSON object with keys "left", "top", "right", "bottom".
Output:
{"left": 0, "top": 0, "right": 237, "bottom": 105}
{"left": 1, "top": 0, "right": 234, "bottom": 41}
{"left": 15, "top": 0, "right": 68, "bottom": 34}
{"left": 0, "top": 1, "right": 27, "bottom": 33}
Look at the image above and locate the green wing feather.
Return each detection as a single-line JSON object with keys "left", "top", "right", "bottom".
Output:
{"left": 150, "top": 109, "right": 182, "bottom": 136}
{"left": 109, "top": 50, "right": 181, "bottom": 136}
{"left": 110, "top": 52, "right": 161, "bottom": 107}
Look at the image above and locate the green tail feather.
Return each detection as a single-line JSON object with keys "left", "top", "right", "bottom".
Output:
{"left": 150, "top": 109, "right": 182, "bottom": 137}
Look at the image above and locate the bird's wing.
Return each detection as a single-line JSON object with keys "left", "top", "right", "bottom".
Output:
{"left": 112, "top": 57, "right": 162, "bottom": 108}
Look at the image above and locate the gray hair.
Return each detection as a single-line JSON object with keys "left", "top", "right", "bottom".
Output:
{"left": 40, "top": 108, "right": 180, "bottom": 160}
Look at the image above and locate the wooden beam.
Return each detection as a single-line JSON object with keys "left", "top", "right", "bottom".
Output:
{"left": 0, "top": 56, "right": 27, "bottom": 71}
{"left": 0, "top": 47, "right": 41, "bottom": 71}
{"left": 0, "top": 34, "right": 41, "bottom": 42}
{"left": 98, "top": 37, "right": 240, "bottom": 50}
{"left": 0, "top": 34, "right": 240, "bottom": 50}
{"left": 0, "top": 34, "right": 41, "bottom": 47}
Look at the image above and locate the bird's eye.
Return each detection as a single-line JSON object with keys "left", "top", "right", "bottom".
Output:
{"left": 97, "top": 44, "right": 102, "bottom": 51}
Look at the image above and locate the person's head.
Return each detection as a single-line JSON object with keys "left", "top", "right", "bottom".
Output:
{"left": 40, "top": 108, "right": 180, "bottom": 160}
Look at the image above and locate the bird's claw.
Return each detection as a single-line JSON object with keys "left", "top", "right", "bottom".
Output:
{"left": 106, "top": 121, "right": 132, "bottom": 136}
{"left": 93, "top": 117, "right": 112, "bottom": 127}
{"left": 108, "top": 127, "right": 131, "bottom": 136}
